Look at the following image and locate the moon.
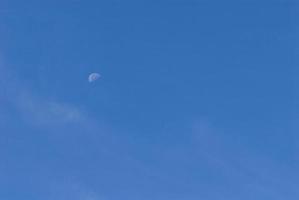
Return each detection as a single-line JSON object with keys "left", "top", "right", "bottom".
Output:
{"left": 88, "top": 73, "right": 101, "bottom": 83}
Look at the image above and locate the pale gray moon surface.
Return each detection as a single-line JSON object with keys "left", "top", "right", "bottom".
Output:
{"left": 88, "top": 73, "right": 100, "bottom": 82}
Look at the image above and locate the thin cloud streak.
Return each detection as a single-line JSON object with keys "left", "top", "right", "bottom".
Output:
{"left": 17, "top": 91, "right": 85, "bottom": 127}
{"left": 191, "top": 118, "right": 299, "bottom": 199}
{"left": 0, "top": 62, "right": 91, "bottom": 129}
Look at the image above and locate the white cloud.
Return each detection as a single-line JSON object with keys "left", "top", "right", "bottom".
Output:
{"left": 17, "top": 91, "right": 85, "bottom": 127}
{"left": 46, "top": 178, "right": 105, "bottom": 200}
{"left": 191, "top": 117, "right": 299, "bottom": 198}
{"left": 0, "top": 58, "right": 121, "bottom": 200}
{"left": 0, "top": 61, "right": 92, "bottom": 129}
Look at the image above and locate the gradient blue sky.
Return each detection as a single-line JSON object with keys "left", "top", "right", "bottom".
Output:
{"left": 0, "top": 0, "right": 298, "bottom": 199}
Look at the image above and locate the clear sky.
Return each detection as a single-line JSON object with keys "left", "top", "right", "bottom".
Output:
{"left": 0, "top": 0, "right": 298, "bottom": 199}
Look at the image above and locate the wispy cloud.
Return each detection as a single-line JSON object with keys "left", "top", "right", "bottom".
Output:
{"left": 0, "top": 61, "right": 110, "bottom": 199}
{"left": 0, "top": 61, "right": 90, "bottom": 129}
{"left": 46, "top": 178, "right": 105, "bottom": 200}
{"left": 17, "top": 91, "right": 85, "bottom": 127}
{"left": 191, "top": 117, "right": 299, "bottom": 199}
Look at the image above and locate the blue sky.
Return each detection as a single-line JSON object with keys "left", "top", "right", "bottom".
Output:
{"left": 0, "top": 0, "right": 298, "bottom": 199}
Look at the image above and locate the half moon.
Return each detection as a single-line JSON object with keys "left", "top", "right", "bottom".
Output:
{"left": 88, "top": 73, "right": 101, "bottom": 83}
